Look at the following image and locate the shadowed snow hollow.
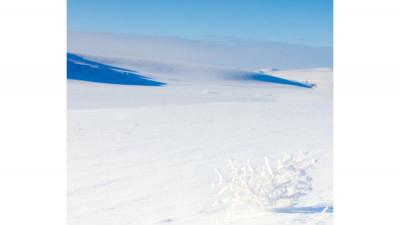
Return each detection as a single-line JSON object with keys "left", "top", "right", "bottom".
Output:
{"left": 67, "top": 53, "right": 165, "bottom": 86}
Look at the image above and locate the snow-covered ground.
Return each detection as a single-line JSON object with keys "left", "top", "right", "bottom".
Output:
{"left": 68, "top": 53, "right": 332, "bottom": 225}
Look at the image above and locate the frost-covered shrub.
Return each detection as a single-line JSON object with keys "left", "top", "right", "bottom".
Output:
{"left": 212, "top": 151, "right": 316, "bottom": 212}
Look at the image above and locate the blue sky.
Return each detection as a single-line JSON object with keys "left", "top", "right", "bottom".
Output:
{"left": 68, "top": 0, "right": 333, "bottom": 47}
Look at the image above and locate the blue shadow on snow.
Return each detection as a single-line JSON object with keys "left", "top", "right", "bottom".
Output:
{"left": 250, "top": 74, "right": 313, "bottom": 88}
{"left": 274, "top": 206, "right": 333, "bottom": 214}
{"left": 67, "top": 53, "right": 165, "bottom": 86}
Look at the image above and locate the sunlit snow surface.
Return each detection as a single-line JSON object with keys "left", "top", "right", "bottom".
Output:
{"left": 68, "top": 53, "right": 332, "bottom": 225}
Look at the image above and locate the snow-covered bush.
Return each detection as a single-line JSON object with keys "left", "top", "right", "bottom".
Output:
{"left": 212, "top": 151, "right": 316, "bottom": 212}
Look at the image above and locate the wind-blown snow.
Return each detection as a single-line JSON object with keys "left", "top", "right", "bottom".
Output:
{"left": 68, "top": 53, "right": 332, "bottom": 225}
{"left": 68, "top": 31, "right": 333, "bottom": 70}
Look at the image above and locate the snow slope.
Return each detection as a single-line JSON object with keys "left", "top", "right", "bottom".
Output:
{"left": 68, "top": 53, "right": 332, "bottom": 225}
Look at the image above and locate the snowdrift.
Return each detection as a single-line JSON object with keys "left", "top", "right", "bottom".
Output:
{"left": 67, "top": 53, "right": 312, "bottom": 88}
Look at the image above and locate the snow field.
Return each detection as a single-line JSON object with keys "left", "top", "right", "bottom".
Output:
{"left": 68, "top": 54, "right": 332, "bottom": 225}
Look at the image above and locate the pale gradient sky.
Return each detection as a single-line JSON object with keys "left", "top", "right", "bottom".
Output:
{"left": 68, "top": 0, "right": 333, "bottom": 47}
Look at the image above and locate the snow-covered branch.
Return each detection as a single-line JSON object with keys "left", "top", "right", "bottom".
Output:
{"left": 212, "top": 150, "right": 316, "bottom": 212}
